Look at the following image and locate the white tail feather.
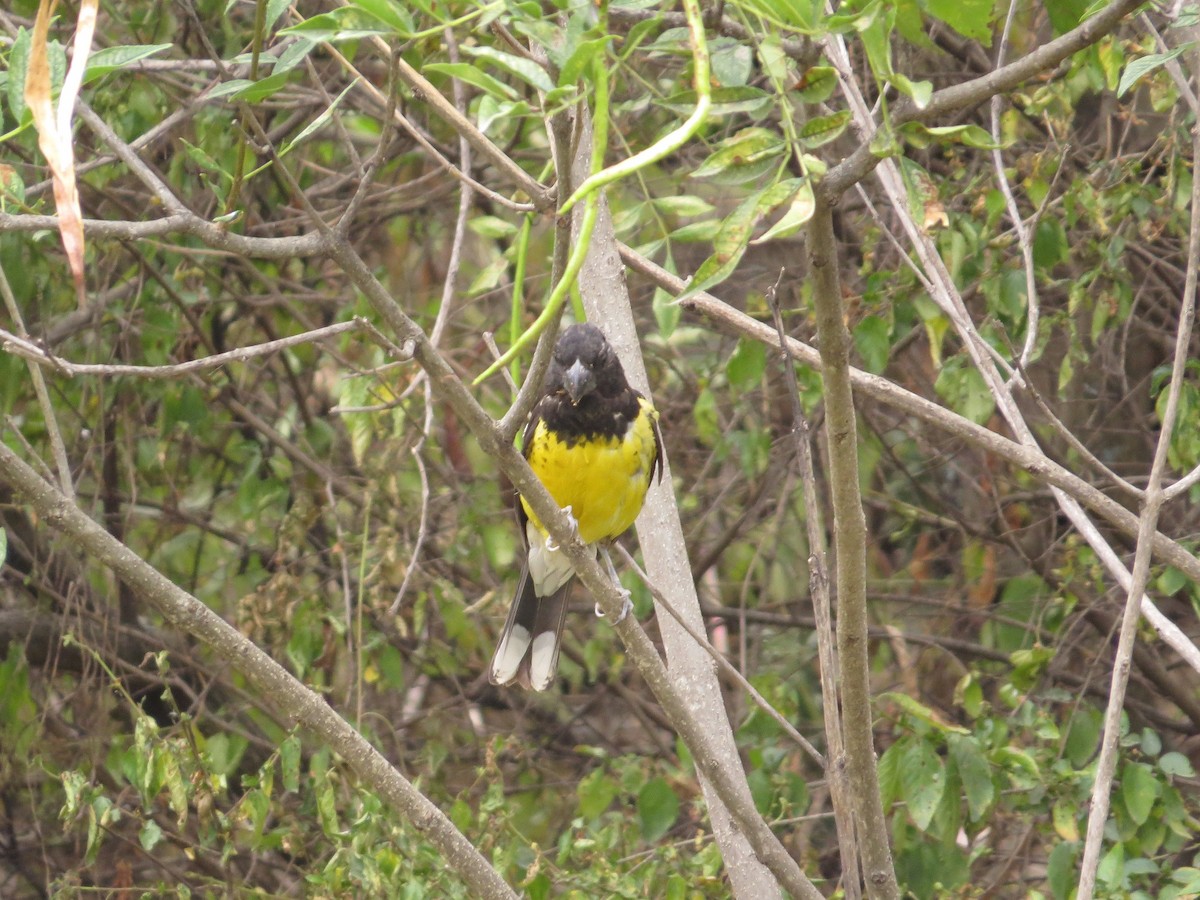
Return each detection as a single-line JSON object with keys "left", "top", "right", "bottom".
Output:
{"left": 490, "top": 623, "right": 530, "bottom": 685}
{"left": 529, "top": 631, "right": 559, "bottom": 691}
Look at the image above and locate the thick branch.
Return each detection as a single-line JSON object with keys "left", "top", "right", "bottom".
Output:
{"left": 620, "top": 244, "right": 1200, "bottom": 673}
{"left": 807, "top": 200, "right": 899, "bottom": 898}
{"left": 321, "top": 236, "right": 823, "bottom": 900}
{"left": 0, "top": 440, "right": 519, "bottom": 900}
{"left": 822, "top": 0, "right": 1144, "bottom": 198}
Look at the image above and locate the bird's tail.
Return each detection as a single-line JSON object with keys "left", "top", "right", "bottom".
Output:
{"left": 488, "top": 567, "right": 570, "bottom": 691}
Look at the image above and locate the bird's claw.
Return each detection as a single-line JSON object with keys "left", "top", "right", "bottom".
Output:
{"left": 595, "top": 589, "right": 633, "bottom": 625}
{"left": 545, "top": 505, "right": 578, "bottom": 552}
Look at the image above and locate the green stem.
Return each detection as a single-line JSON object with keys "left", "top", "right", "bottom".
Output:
{"left": 474, "top": 47, "right": 610, "bottom": 384}
{"left": 557, "top": 0, "right": 710, "bottom": 215}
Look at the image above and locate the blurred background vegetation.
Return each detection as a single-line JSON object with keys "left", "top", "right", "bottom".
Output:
{"left": 1, "top": 0, "right": 1199, "bottom": 896}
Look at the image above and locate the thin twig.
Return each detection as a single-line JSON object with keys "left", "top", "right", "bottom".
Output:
{"left": 0, "top": 319, "right": 369, "bottom": 379}
{"left": 990, "top": 0, "right": 1041, "bottom": 378}
{"left": 1076, "top": 45, "right": 1200, "bottom": 899}
{"left": 615, "top": 545, "right": 824, "bottom": 766}
{"left": 617, "top": 243, "right": 1200, "bottom": 670}
{"left": 0, "top": 262, "right": 74, "bottom": 500}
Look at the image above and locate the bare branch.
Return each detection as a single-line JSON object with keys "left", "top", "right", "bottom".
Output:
{"left": 0, "top": 319, "right": 370, "bottom": 379}
{"left": 0, "top": 440, "right": 520, "bottom": 900}
{"left": 1077, "top": 47, "right": 1200, "bottom": 898}
{"left": 822, "top": 0, "right": 1145, "bottom": 198}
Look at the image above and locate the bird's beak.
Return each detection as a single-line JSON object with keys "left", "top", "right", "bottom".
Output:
{"left": 563, "top": 359, "right": 595, "bottom": 405}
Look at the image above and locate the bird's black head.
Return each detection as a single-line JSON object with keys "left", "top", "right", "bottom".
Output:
{"left": 546, "top": 323, "right": 627, "bottom": 406}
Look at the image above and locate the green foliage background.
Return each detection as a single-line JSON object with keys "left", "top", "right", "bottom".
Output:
{"left": 0, "top": 0, "right": 1198, "bottom": 897}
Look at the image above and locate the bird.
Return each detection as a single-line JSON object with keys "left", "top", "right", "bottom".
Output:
{"left": 489, "top": 322, "right": 663, "bottom": 691}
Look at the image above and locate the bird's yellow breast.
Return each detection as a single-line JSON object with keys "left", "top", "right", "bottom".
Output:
{"left": 522, "top": 397, "right": 659, "bottom": 544}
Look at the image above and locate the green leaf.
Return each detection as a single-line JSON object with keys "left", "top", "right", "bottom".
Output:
{"left": 653, "top": 195, "right": 715, "bottom": 217}
{"left": 1118, "top": 45, "right": 1193, "bottom": 98}
{"left": 746, "top": 769, "right": 773, "bottom": 814}
{"left": 280, "top": 735, "right": 302, "bottom": 793}
{"left": 751, "top": 179, "right": 815, "bottom": 244}
{"left": 275, "top": 37, "right": 318, "bottom": 74}
{"left": 265, "top": 0, "right": 293, "bottom": 31}
{"left": 853, "top": 314, "right": 891, "bottom": 374}
{"left": 424, "top": 63, "right": 519, "bottom": 101}
{"left": 139, "top": 820, "right": 163, "bottom": 852}
{"left": 232, "top": 71, "right": 292, "bottom": 103}
{"left": 924, "top": 0, "right": 995, "bottom": 44}
{"left": 898, "top": 122, "right": 1002, "bottom": 150}
{"left": 1159, "top": 751, "right": 1196, "bottom": 778}
{"left": 84, "top": 43, "right": 174, "bottom": 84}
{"left": 279, "top": 9, "right": 393, "bottom": 41}
{"left": 352, "top": 0, "right": 415, "bottom": 35}
{"left": 1064, "top": 708, "right": 1102, "bottom": 768}
{"left": 1156, "top": 565, "right": 1188, "bottom": 596}
{"left": 991, "top": 746, "right": 1040, "bottom": 786}
{"left": 577, "top": 768, "right": 618, "bottom": 819}
{"left": 476, "top": 96, "right": 530, "bottom": 135}
{"left": 462, "top": 46, "right": 555, "bottom": 93}
{"left": 900, "top": 739, "right": 945, "bottom": 831}
{"left": 205, "top": 732, "right": 248, "bottom": 776}
{"left": 316, "top": 777, "right": 340, "bottom": 836}
{"left": 1052, "top": 797, "right": 1080, "bottom": 841}
{"left": 711, "top": 40, "right": 754, "bottom": 88}
{"left": 691, "top": 127, "right": 786, "bottom": 181}
{"left": 727, "top": 338, "right": 766, "bottom": 390}
{"left": 800, "top": 110, "right": 851, "bottom": 149}
{"left": 877, "top": 739, "right": 903, "bottom": 806}
{"left": 935, "top": 358, "right": 995, "bottom": 425}
{"left": 653, "top": 284, "right": 681, "bottom": 336}
{"left": 693, "top": 387, "right": 719, "bottom": 445}
{"left": 467, "top": 215, "right": 519, "bottom": 239}
{"left": 279, "top": 78, "right": 359, "bottom": 156}
{"left": 947, "top": 733, "right": 994, "bottom": 822}
{"left": 1121, "top": 761, "right": 1160, "bottom": 826}
{"left": 793, "top": 66, "right": 837, "bottom": 103}
{"left": 1097, "top": 842, "right": 1125, "bottom": 889}
{"left": 737, "top": 0, "right": 823, "bottom": 33}
{"left": 891, "top": 73, "right": 933, "bottom": 108}
{"left": 662, "top": 86, "right": 774, "bottom": 118}
{"left": 680, "top": 179, "right": 802, "bottom": 299}
{"left": 557, "top": 36, "right": 611, "bottom": 88}
{"left": 637, "top": 777, "right": 679, "bottom": 841}
{"left": 858, "top": 3, "right": 895, "bottom": 80}
{"left": 1046, "top": 841, "right": 1079, "bottom": 899}
{"left": 6, "top": 28, "right": 31, "bottom": 125}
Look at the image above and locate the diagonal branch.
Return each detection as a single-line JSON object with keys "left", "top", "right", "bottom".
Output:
{"left": 821, "top": 0, "right": 1145, "bottom": 198}
{"left": 0, "top": 438, "right": 519, "bottom": 900}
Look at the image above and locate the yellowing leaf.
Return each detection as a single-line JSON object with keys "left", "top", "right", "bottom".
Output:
{"left": 25, "top": 0, "right": 98, "bottom": 308}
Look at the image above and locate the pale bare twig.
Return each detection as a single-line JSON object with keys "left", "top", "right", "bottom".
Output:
{"left": 0, "top": 262, "right": 74, "bottom": 500}
{"left": 990, "top": 0, "right": 1041, "bottom": 378}
{"left": 819, "top": 6, "right": 1200, "bottom": 684}
{"left": 614, "top": 544, "right": 825, "bottom": 766}
{"left": 618, "top": 243, "right": 1200, "bottom": 671}
{"left": 0, "top": 318, "right": 373, "bottom": 379}
{"left": 1076, "top": 47, "right": 1200, "bottom": 900}
{"left": 822, "top": 0, "right": 1146, "bottom": 197}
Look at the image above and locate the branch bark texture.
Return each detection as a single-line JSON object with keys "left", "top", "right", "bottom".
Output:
{"left": 806, "top": 199, "right": 899, "bottom": 898}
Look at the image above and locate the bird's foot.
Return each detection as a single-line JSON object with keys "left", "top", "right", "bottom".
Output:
{"left": 595, "top": 588, "right": 633, "bottom": 624}
{"left": 544, "top": 505, "right": 578, "bottom": 552}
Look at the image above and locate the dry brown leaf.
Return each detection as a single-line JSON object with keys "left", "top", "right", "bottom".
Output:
{"left": 24, "top": 0, "right": 98, "bottom": 309}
